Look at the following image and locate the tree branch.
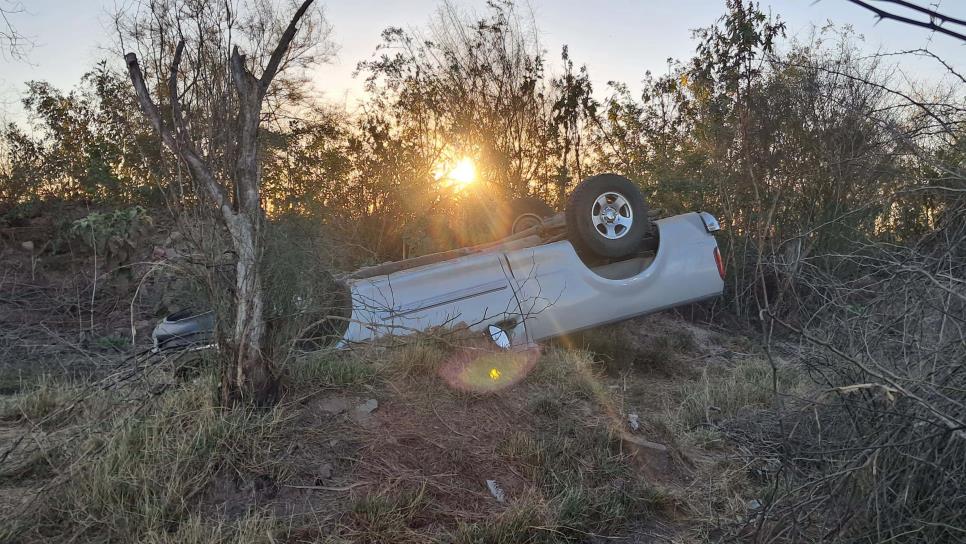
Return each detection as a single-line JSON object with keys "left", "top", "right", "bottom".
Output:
{"left": 168, "top": 39, "right": 188, "bottom": 141}
{"left": 846, "top": 0, "right": 966, "bottom": 42}
{"left": 771, "top": 58, "right": 958, "bottom": 137}
{"left": 0, "top": 1, "right": 32, "bottom": 60}
{"left": 878, "top": 0, "right": 966, "bottom": 27}
{"left": 125, "top": 50, "right": 234, "bottom": 218}
{"left": 230, "top": 46, "right": 258, "bottom": 98}
{"left": 867, "top": 49, "right": 966, "bottom": 85}
{"left": 124, "top": 52, "right": 179, "bottom": 151}
{"left": 258, "top": 0, "right": 315, "bottom": 96}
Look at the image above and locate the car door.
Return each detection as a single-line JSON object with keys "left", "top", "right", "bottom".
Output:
{"left": 339, "top": 250, "right": 525, "bottom": 346}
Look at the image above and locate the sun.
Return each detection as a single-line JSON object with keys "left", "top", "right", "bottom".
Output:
{"left": 445, "top": 156, "right": 477, "bottom": 189}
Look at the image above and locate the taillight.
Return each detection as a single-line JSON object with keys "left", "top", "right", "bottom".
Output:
{"left": 713, "top": 247, "right": 725, "bottom": 280}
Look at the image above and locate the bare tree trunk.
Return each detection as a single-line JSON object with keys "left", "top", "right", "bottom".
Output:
{"left": 124, "top": 0, "right": 316, "bottom": 405}
{"left": 224, "top": 47, "right": 271, "bottom": 402}
{"left": 225, "top": 213, "right": 271, "bottom": 402}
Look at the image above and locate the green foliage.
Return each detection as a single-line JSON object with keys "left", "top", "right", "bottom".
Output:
{"left": 352, "top": 1, "right": 599, "bottom": 256}
{"left": 2, "top": 0, "right": 956, "bottom": 275}
{"left": 0, "top": 63, "right": 166, "bottom": 208}
{"left": 260, "top": 109, "right": 352, "bottom": 216}
{"left": 0, "top": 3, "right": 960, "bottom": 541}
{"left": 591, "top": 1, "right": 957, "bottom": 317}
{"left": 69, "top": 205, "right": 152, "bottom": 268}
{"left": 260, "top": 214, "right": 352, "bottom": 357}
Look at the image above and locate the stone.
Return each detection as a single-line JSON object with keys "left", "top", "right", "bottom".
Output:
{"left": 485, "top": 479, "right": 506, "bottom": 503}
{"left": 316, "top": 397, "right": 350, "bottom": 415}
{"left": 356, "top": 399, "right": 379, "bottom": 415}
{"left": 621, "top": 432, "right": 671, "bottom": 476}
{"left": 627, "top": 413, "right": 640, "bottom": 431}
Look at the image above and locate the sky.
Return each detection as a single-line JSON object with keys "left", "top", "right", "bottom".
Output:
{"left": 1, "top": 0, "right": 963, "bottom": 122}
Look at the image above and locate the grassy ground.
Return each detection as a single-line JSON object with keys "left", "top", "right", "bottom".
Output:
{"left": 0, "top": 314, "right": 803, "bottom": 543}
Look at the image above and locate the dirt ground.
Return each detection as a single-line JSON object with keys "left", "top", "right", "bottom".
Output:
{"left": 178, "top": 332, "right": 724, "bottom": 541}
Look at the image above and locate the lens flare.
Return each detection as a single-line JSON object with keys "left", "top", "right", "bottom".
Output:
{"left": 438, "top": 344, "right": 541, "bottom": 394}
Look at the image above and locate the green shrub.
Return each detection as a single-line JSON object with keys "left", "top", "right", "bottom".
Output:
{"left": 68, "top": 206, "right": 152, "bottom": 270}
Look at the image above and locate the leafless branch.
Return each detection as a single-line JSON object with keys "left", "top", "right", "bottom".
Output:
{"left": 259, "top": 0, "right": 316, "bottom": 97}
{"left": 0, "top": 0, "right": 31, "bottom": 60}
{"left": 845, "top": 0, "right": 966, "bottom": 42}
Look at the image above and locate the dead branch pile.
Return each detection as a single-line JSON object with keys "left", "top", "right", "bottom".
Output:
{"left": 740, "top": 200, "right": 966, "bottom": 543}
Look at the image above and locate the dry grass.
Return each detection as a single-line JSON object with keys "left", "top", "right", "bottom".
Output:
{"left": 342, "top": 484, "right": 429, "bottom": 543}
{"left": 322, "top": 343, "right": 671, "bottom": 542}
{"left": 1, "top": 322, "right": 782, "bottom": 543}
{"left": 382, "top": 336, "right": 451, "bottom": 378}
{"left": 565, "top": 316, "right": 700, "bottom": 374}
{"left": 138, "top": 512, "right": 281, "bottom": 544}
{"left": 451, "top": 495, "right": 550, "bottom": 544}
{"left": 674, "top": 357, "right": 802, "bottom": 430}
{"left": 288, "top": 349, "right": 379, "bottom": 389}
{"left": 0, "top": 376, "right": 89, "bottom": 428}
{"left": 3, "top": 376, "right": 294, "bottom": 542}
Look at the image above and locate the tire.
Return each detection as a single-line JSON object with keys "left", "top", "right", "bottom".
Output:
{"left": 566, "top": 174, "right": 650, "bottom": 259}
{"left": 507, "top": 196, "right": 555, "bottom": 235}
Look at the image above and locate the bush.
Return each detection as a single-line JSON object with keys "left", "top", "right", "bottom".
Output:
{"left": 68, "top": 206, "right": 153, "bottom": 271}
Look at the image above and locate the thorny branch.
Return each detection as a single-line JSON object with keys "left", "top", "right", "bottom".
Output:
{"left": 845, "top": 0, "right": 966, "bottom": 42}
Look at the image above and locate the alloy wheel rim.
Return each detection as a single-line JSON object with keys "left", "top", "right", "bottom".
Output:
{"left": 590, "top": 191, "right": 633, "bottom": 239}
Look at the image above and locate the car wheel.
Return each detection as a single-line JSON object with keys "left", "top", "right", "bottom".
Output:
{"left": 508, "top": 196, "right": 555, "bottom": 235}
{"left": 566, "top": 174, "right": 650, "bottom": 259}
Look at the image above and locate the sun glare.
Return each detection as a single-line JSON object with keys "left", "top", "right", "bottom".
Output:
{"left": 446, "top": 156, "right": 477, "bottom": 188}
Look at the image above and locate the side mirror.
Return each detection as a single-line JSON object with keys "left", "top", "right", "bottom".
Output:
{"left": 487, "top": 324, "right": 512, "bottom": 350}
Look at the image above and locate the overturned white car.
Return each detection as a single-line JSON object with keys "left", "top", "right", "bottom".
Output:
{"left": 153, "top": 174, "right": 725, "bottom": 351}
